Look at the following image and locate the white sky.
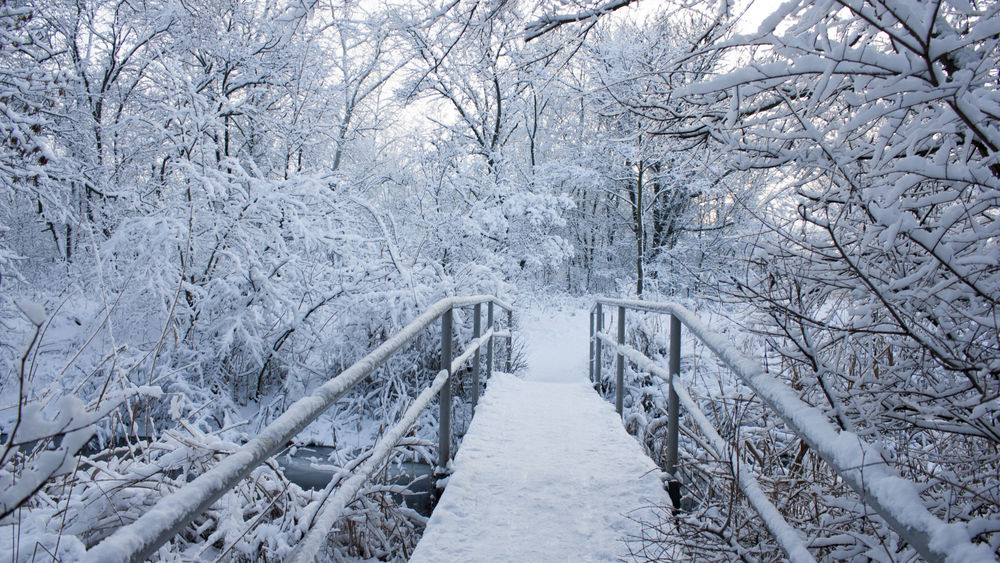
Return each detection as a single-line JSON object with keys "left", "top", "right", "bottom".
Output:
{"left": 614, "top": 0, "right": 785, "bottom": 33}
{"left": 736, "top": 0, "right": 786, "bottom": 33}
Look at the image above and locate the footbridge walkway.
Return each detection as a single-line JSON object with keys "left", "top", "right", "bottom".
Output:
{"left": 81, "top": 296, "right": 992, "bottom": 563}
{"left": 411, "top": 370, "right": 664, "bottom": 561}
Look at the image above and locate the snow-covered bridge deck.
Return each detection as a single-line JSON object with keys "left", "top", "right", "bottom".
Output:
{"left": 411, "top": 373, "right": 667, "bottom": 562}
{"left": 411, "top": 306, "right": 668, "bottom": 562}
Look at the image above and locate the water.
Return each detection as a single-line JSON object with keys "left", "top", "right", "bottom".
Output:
{"left": 16, "top": 434, "right": 437, "bottom": 517}
{"left": 278, "top": 445, "right": 436, "bottom": 516}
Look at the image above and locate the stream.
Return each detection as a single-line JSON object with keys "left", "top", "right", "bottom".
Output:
{"left": 278, "top": 445, "right": 436, "bottom": 516}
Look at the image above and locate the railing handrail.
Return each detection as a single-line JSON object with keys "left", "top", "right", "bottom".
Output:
{"left": 591, "top": 297, "right": 992, "bottom": 563}
{"left": 84, "top": 295, "right": 513, "bottom": 563}
{"left": 290, "top": 326, "right": 497, "bottom": 561}
{"left": 594, "top": 330, "right": 815, "bottom": 562}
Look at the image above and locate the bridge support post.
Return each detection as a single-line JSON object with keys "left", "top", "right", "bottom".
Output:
{"left": 505, "top": 309, "right": 513, "bottom": 372}
{"left": 589, "top": 310, "right": 595, "bottom": 382}
{"left": 439, "top": 307, "right": 453, "bottom": 469}
{"left": 595, "top": 303, "right": 603, "bottom": 386}
{"left": 666, "top": 313, "right": 681, "bottom": 510}
{"left": 486, "top": 302, "right": 494, "bottom": 380}
{"left": 616, "top": 306, "right": 626, "bottom": 416}
{"left": 472, "top": 303, "right": 482, "bottom": 411}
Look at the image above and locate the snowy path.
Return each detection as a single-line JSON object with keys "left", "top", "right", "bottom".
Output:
{"left": 410, "top": 305, "right": 668, "bottom": 562}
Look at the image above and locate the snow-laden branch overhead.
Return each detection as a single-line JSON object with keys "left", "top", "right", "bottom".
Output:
{"left": 524, "top": 0, "right": 638, "bottom": 41}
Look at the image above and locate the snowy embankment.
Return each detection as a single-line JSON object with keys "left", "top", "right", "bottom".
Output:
{"left": 410, "top": 302, "right": 670, "bottom": 561}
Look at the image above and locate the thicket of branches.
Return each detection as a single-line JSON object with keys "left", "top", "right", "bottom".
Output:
{"left": 0, "top": 0, "right": 530, "bottom": 558}
{"left": 569, "top": 0, "right": 999, "bottom": 559}
{"left": 2, "top": 0, "right": 998, "bottom": 559}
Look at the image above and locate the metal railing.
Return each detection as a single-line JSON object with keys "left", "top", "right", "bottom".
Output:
{"left": 83, "top": 295, "right": 514, "bottom": 563}
{"left": 590, "top": 297, "right": 992, "bottom": 563}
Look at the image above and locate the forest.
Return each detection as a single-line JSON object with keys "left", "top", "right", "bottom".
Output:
{"left": 1, "top": 0, "right": 998, "bottom": 560}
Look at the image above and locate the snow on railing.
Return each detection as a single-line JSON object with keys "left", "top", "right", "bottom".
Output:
{"left": 83, "top": 295, "right": 514, "bottom": 563}
{"left": 594, "top": 331, "right": 815, "bottom": 563}
{"left": 289, "top": 328, "right": 496, "bottom": 562}
{"left": 591, "top": 298, "right": 994, "bottom": 563}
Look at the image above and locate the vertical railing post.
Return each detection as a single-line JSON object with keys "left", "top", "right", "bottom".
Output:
{"left": 505, "top": 308, "right": 513, "bottom": 372}
{"left": 438, "top": 307, "right": 453, "bottom": 469}
{"left": 616, "top": 305, "right": 626, "bottom": 416}
{"left": 666, "top": 313, "right": 681, "bottom": 509}
{"left": 472, "top": 303, "right": 482, "bottom": 410}
{"left": 589, "top": 309, "right": 595, "bottom": 382}
{"left": 486, "top": 301, "right": 494, "bottom": 381}
{"left": 594, "top": 303, "right": 603, "bottom": 385}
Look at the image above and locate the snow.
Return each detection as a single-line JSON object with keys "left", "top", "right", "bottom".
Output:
{"left": 519, "top": 302, "right": 591, "bottom": 383}
{"left": 596, "top": 298, "right": 996, "bottom": 563}
{"left": 291, "top": 370, "right": 451, "bottom": 562}
{"left": 410, "top": 304, "right": 669, "bottom": 562}
{"left": 12, "top": 298, "right": 46, "bottom": 327}
{"left": 81, "top": 297, "right": 509, "bottom": 563}
{"left": 595, "top": 331, "right": 814, "bottom": 562}
{"left": 3, "top": 0, "right": 997, "bottom": 556}
{"left": 290, "top": 327, "right": 496, "bottom": 562}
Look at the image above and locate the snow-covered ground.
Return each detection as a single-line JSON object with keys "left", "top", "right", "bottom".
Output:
{"left": 519, "top": 300, "right": 591, "bottom": 384}
{"left": 410, "top": 303, "right": 670, "bottom": 561}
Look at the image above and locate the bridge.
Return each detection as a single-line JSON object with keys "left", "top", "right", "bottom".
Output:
{"left": 80, "top": 296, "right": 992, "bottom": 562}
{"left": 410, "top": 309, "right": 664, "bottom": 562}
